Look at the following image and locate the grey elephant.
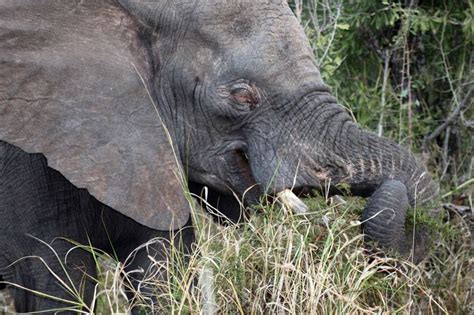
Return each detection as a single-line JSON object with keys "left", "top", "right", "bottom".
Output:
{"left": 0, "top": 0, "right": 438, "bottom": 312}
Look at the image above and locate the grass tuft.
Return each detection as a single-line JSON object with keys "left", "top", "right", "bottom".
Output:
{"left": 126, "top": 195, "right": 470, "bottom": 314}
{"left": 1, "top": 195, "right": 471, "bottom": 314}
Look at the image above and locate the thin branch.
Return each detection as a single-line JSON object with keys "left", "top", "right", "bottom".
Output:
{"left": 318, "top": 5, "right": 341, "bottom": 66}
{"left": 361, "top": 28, "right": 385, "bottom": 60}
{"left": 378, "top": 49, "right": 391, "bottom": 137}
{"left": 405, "top": 38, "right": 414, "bottom": 149}
{"left": 422, "top": 87, "right": 473, "bottom": 153}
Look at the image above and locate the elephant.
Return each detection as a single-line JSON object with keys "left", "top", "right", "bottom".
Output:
{"left": 0, "top": 0, "right": 438, "bottom": 312}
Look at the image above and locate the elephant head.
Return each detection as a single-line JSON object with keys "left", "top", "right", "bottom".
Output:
{"left": 0, "top": 0, "right": 438, "bottom": 259}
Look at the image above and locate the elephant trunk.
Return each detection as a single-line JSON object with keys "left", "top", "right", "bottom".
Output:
{"left": 335, "top": 119, "right": 438, "bottom": 207}
{"left": 290, "top": 93, "right": 438, "bottom": 260}
{"left": 291, "top": 93, "right": 438, "bottom": 203}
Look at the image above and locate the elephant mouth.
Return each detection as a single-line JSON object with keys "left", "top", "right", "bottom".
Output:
{"left": 196, "top": 140, "right": 311, "bottom": 212}
{"left": 233, "top": 149, "right": 254, "bottom": 184}
{"left": 226, "top": 148, "right": 260, "bottom": 201}
{"left": 227, "top": 148, "right": 309, "bottom": 213}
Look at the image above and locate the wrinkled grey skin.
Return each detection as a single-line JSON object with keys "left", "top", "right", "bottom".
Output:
{"left": 0, "top": 0, "right": 438, "bottom": 311}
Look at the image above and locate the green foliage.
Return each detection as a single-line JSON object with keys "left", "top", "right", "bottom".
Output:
{"left": 290, "top": 0, "right": 472, "bottom": 193}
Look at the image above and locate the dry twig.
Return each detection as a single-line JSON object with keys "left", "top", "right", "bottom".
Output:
{"left": 422, "top": 87, "right": 473, "bottom": 153}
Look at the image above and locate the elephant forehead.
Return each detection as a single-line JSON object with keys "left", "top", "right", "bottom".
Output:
{"left": 195, "top": 0, "right": 291, "bottom": 35}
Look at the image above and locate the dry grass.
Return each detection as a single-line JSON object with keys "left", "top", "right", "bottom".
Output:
{"left": 1, "top": 194, "right": 471, "bottom": 314}
{"left": 145, "top": 196, "right": 470, "bottom": 315}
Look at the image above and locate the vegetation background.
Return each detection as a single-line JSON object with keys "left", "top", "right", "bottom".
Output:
{"left": 1, "top": 0, "right": 472, "bottom": 314}
{"left": 295, "top": 0, "right": 472, "bottom": 191}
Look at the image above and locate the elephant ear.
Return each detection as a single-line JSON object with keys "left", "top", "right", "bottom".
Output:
{"left": 0, "top": 1, "right": 190, "bottom": 230}
{"left": 117, "top": 0, "right": 190, "bottom": 31}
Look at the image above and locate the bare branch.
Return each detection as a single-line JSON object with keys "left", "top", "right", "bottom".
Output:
{"left": 422, "top": 87, "right": 474, "bottom": 153}
{"left": 378, "top": 49, "right": 391, "bottom": 137}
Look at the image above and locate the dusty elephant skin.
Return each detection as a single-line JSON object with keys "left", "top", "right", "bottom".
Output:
{"left": 0, "top": 0, "right": 438, "bottom": 312}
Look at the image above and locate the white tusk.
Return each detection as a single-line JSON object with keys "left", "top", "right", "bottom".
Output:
{"left": 277, "top": 189, "right": 308, "bottom": 214}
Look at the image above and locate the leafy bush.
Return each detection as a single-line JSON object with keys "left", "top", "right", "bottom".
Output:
{"left": 291, "top": 0, "right": 472, "bottom": 191}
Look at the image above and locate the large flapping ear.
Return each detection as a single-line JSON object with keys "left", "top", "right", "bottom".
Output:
{"left": 0, "top": 1, "right": 190, "bottom": 230}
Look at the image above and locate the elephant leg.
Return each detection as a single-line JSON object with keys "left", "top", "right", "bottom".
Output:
{"left": 1, "top": 234, "right": 97, "bottom": 313}
{"left": 114, "top": 219, "right": 195, "bottom": 312}
{"left": 0, "top": 144, "right": 105, "bottom": 312}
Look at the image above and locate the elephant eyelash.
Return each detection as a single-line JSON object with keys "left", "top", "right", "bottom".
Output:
{"left": 230, "top": 83, "right": 260, "bottom": 108}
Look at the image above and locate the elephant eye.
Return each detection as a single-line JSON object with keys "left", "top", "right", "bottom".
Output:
{"left": 230, "top": 83, "right": 260, "bottom": 108}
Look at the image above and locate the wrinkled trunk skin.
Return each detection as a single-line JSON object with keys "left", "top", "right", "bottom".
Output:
{"left": 292, "top": 94, "right": 438, "bottom": 204}
{"left": 322, "top": 108, "right": 438, "bottom": 207}
{"left": 251, "top": 92, "right": 438, "bottom": 261}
